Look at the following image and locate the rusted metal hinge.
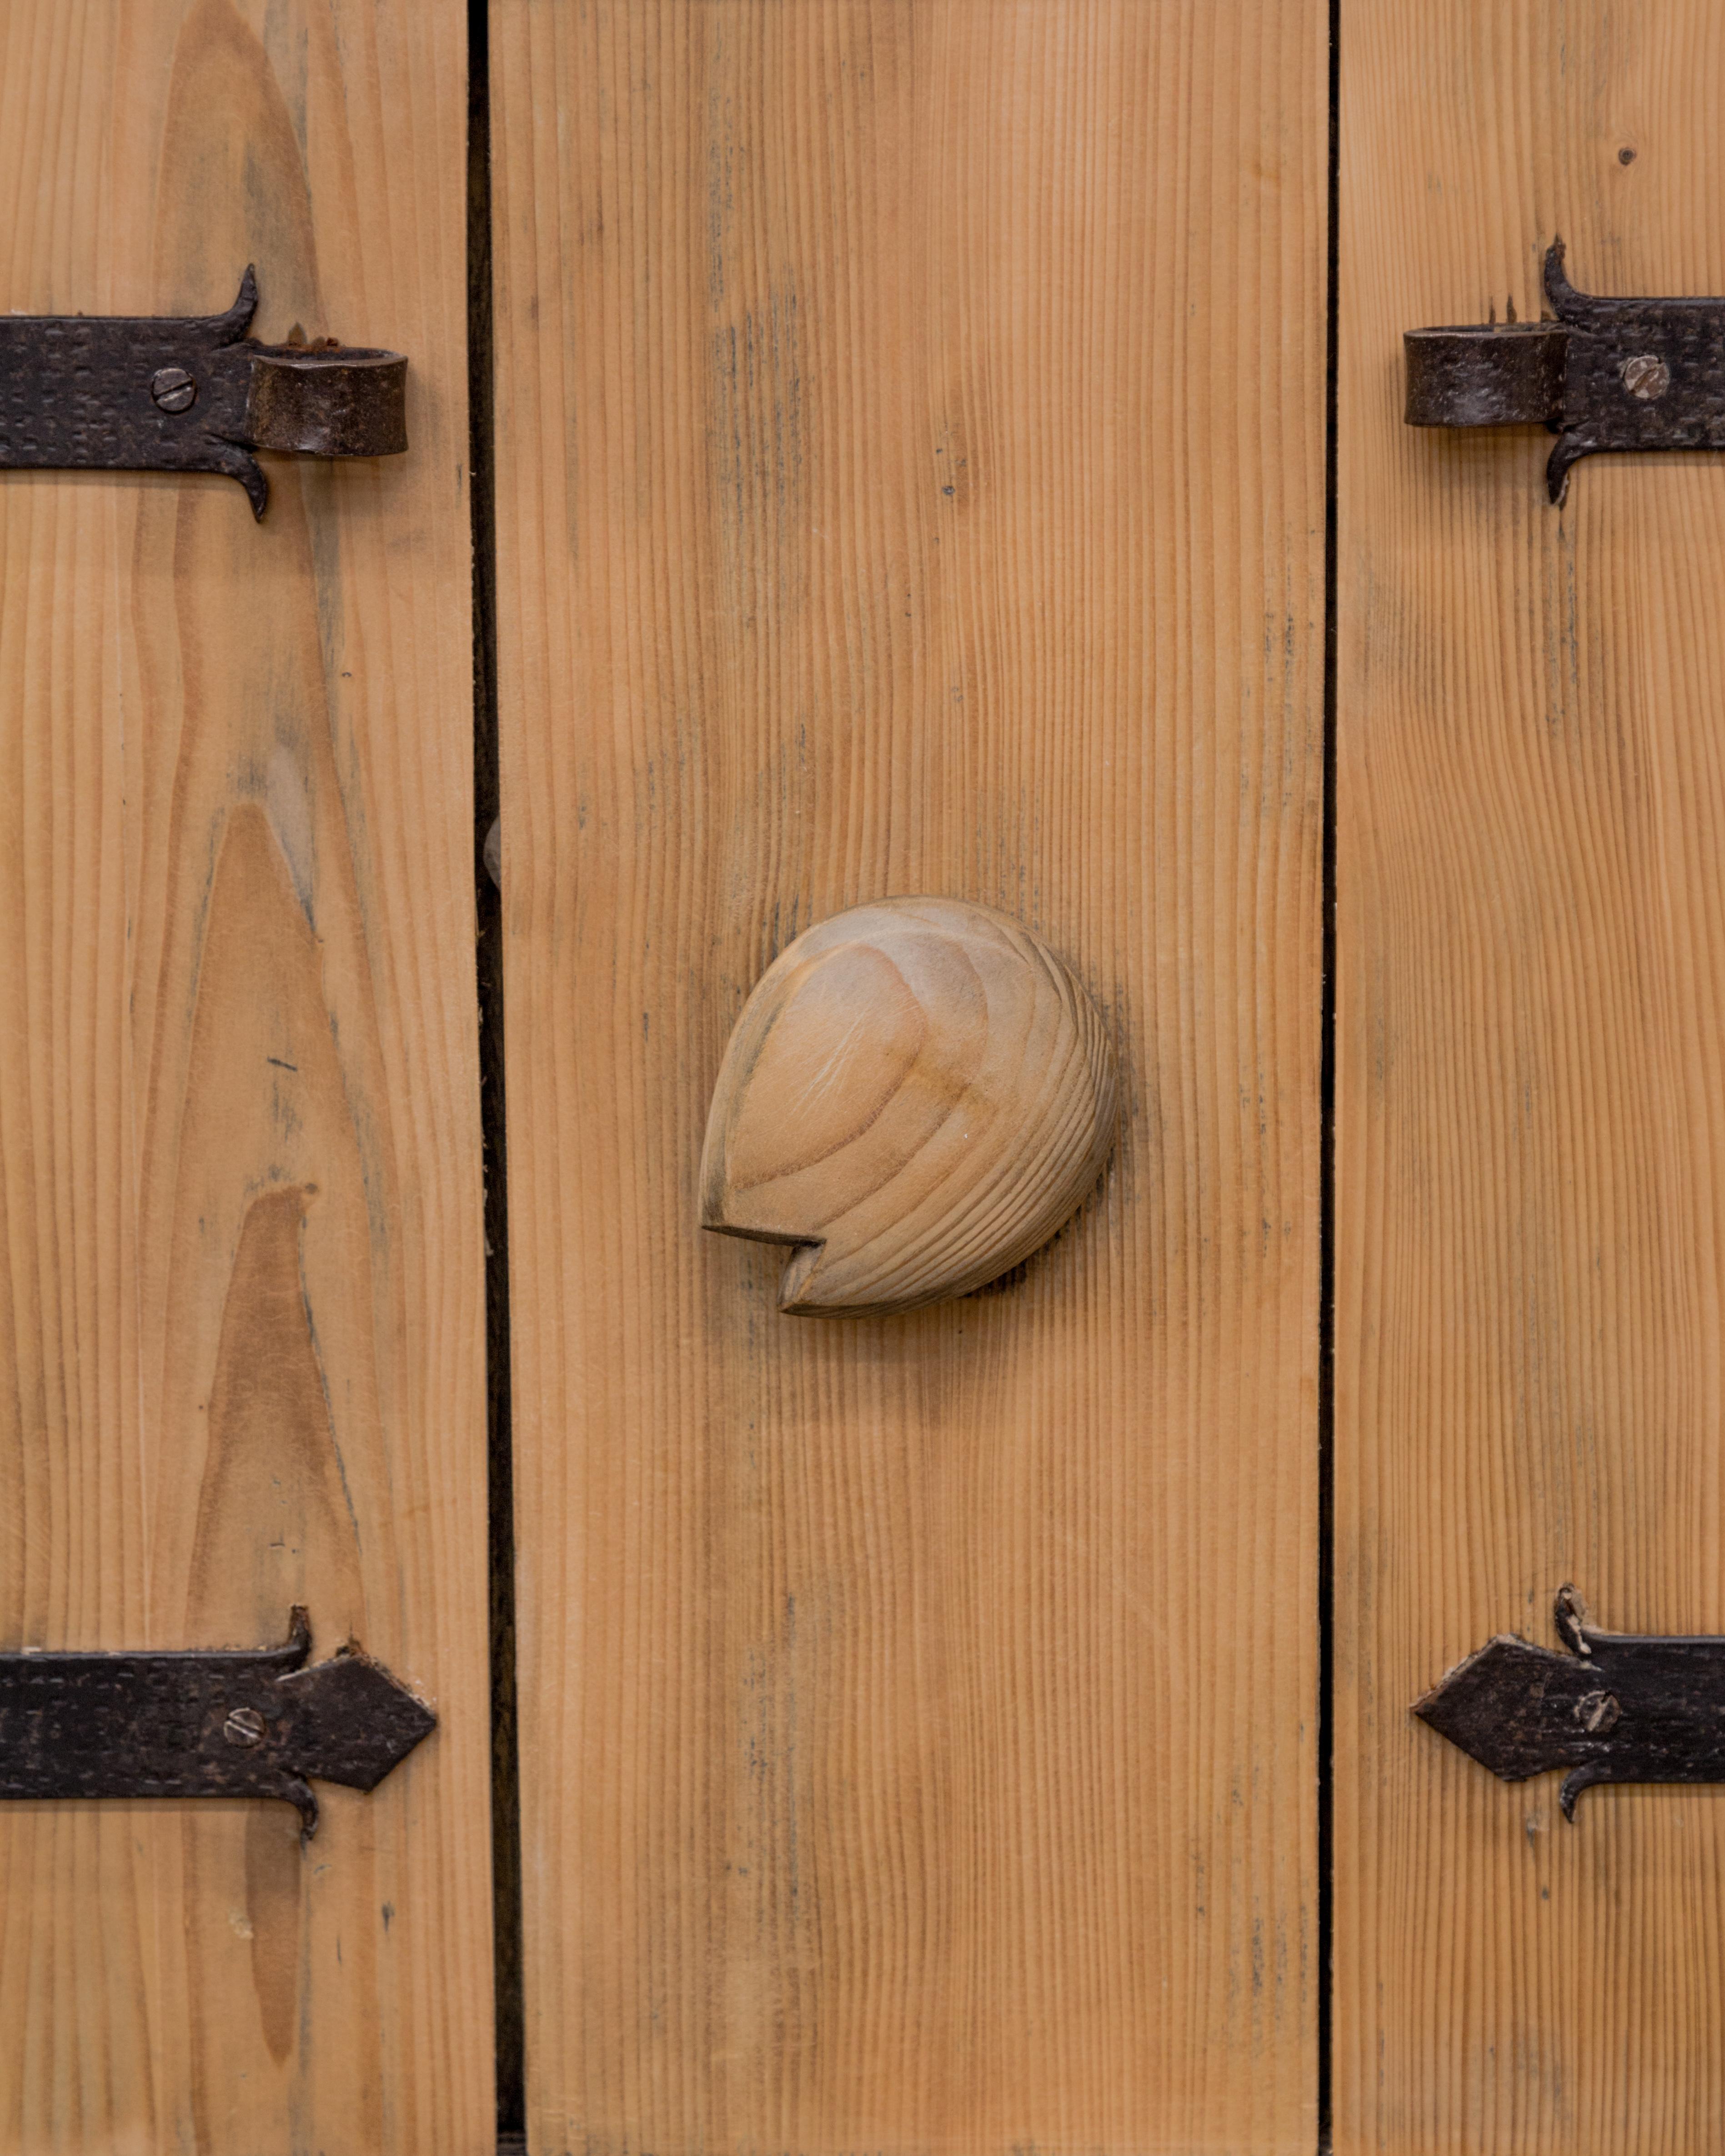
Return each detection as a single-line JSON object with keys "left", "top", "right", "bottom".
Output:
{"left": 0, "top": 1608, "right": 434, "bottom": 1840}
{"left": 0, "top": 267, "right": 406, "bottom": 519}
{"left": 1405, "top": 241, "right": 1725, "bottom": 503}
{"left": 1414, "top": 1584, "right": 1725, "bottom": 1819}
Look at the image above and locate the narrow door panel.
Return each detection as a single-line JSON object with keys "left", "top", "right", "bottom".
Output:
{"left": 493, "top": 5, "right": 1326, "bottom": 2151}
{"left": 0, "top": 5, "right": 491, "bottom": 2151}
{"left": 1337, "top": 4, "right": 1725, "bottom": 2148}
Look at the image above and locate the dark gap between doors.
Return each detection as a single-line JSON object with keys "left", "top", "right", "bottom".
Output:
{"left": 1317, "top": 0, "right": 1342, "bottom": 2148}
{"left": 467, "top": 0, "right": 525, "bottom": 2138}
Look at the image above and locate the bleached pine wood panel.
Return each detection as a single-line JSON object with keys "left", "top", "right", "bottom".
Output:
{"left": 1337, "top": 3, "right": 1725, "bottom": 2148}
{"left": 494, "top": 5, "right": 1327, "bottom": 2151}
{"left": 0, "top": 4, "right": 492, "bottom": 2150}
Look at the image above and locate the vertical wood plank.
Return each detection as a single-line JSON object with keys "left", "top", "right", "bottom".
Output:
{"left": 0, "top": 4, "right": 493, "bottom": 2150}
{"left": 1337, "top": 4, "right": 1725, "bottom": 2149}
{"left": 494, "top": 5, "right": 1327, "bottom": 2151}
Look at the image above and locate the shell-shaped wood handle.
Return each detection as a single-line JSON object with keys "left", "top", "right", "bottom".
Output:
{"left": 700, "top": 897, "right": 1119, "bottom": 1316}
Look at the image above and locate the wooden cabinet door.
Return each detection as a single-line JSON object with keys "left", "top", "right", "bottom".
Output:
{"left": 491, "top": 5, "right": 1327, "bottom": 2153}
{"left": 1336, "top": 4, "right": 1725, "bottom": 2151}
{"left": 30, "top": 6, "right": 1725, "bottom": 2152}
{"left": 0, "top": 5, "right": 492, "bottom": 2152}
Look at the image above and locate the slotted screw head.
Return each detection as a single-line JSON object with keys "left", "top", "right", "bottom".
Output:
{"left": 150, "top": 366, "right": 196, "bottom": 413}
{"left": 1622, "top": 353, "right": 1671, "bottom": 402}
{"left": 223, "top": 1706, "right": 266, "bottom": 1748}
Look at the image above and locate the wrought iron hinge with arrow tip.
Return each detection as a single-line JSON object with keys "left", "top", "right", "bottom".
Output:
{"left": 1414, "top": 1584, "right": 1725, "bottom": 1819}
{"left": 0, "top": 1608, "right": 434, "bottom": 1840}
{"left": 0, "top": 268, "right": 406, "bottom": 519}
{"left": 1404, "top": 241, "right": 1725, "bottom": 504}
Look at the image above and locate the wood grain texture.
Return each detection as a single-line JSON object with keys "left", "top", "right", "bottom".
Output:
{"left": 1337, "top": 4, "right": 1725, "bottom": 2149}
{"left": 700, "top": 897, "right": 1119, "bottom": 1317}
{"left": 0, "top": 4, "right": 492, "bottom": 2151}
{"left": 493, "top": 4, "right": 1325, "bottom": 2150}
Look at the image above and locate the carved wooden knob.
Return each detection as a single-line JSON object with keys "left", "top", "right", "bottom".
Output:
{"left": 700, "top": 897, "right": 1119, "bottom": 1316}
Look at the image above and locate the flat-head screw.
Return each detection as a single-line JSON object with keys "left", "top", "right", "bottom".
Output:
{"left": 150, "top": 366, "right": 196, "bottom": 413}
{"left": 223, "top": 1706, "right": 266, "bottom": 1748}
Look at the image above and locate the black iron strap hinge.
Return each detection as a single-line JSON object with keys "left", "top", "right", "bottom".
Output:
{"left": 1405, "top": 241, "right": 1725, "bottom": 502}
{"left": 0, "top": 1608, "right": 434, "bottom": 1840}
{"left": 1415, "top": 1584, "right": 1725, "bottom": 1819}
{"left": 0, "top": 268, "right": 406, "bottom": 519}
